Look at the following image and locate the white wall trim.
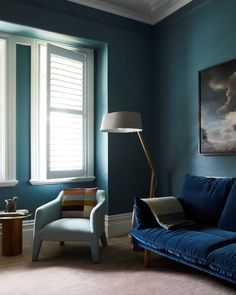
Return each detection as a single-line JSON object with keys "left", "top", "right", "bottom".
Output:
{"left": 0, "top": 180, "right": 18, "bottom": 187}
{"left": 30, "top": 176, "right": 95, "bottom": 185}
{"left": 22, "top": 219, "right": 34, "bottom": 245}
{"left": 105, "top": 212, "right": 132, "bottom": 238}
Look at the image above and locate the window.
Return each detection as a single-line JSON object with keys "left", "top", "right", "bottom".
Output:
{"left": 31, "top": 41, "right": 94, "bottom": 184}
{"left": 0, "top": 35, "right": 17, "bottom": 187}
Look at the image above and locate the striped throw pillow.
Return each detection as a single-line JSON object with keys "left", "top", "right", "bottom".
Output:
{"left": 62, "top": 187, "right": 97, "bottom": 218}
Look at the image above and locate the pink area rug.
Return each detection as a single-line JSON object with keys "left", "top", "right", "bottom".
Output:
{"left": 0, "top": 236, "right": 235, "bottom": 295}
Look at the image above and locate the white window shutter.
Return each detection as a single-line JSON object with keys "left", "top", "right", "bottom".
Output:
{"left": 47, "top": 44, "right": 87, "bottom": 179}
{"left": 31, "top": 40, "right": 94, "bottom": 184}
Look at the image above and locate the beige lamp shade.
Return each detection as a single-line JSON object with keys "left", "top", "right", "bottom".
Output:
{"left": 100, "top": 112, "right": 143, "bottom": 133}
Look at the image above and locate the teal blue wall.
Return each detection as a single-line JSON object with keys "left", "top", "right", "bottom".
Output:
{"left": 153, "top": 0, "right": 236, "bottom": 196}
{"left": 0, "top": 0, "right": 152, "bottom": 215}
{"left": 2, "top": 0, "right": 235, "bottom": 215}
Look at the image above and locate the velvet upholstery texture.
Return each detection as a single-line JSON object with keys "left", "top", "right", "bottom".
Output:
{"left": 133, "top": 197, "right": 159, "bottom": 229}
{"left": 132, "top": 229, "right": 236, "bottom": 285}
{"left": 131, "top": 175, "right": 236, "bottom": 285}
{"left": 208, "top": 243, "right": 236, "bottom": 279}
{"left": 180, "top": 175, "right": 234, "bottom": 225}
{"left": 218, "top": 181, "right": 236, "bottom": 232}
{"left": 131, "top": 227, "right": 236, "bottom": 265}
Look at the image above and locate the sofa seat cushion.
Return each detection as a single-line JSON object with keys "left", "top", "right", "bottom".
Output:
{"left": 197, "top": 226, "right": 236, "bottom": 239}
{"left": 131, "top": 227, "right": 167, "bottom": 250}
{"left": 208, "top": 243, "right": 236, "bottom": 279}
{"left": 131, "top": 226, "right": 236, "bottom": 265}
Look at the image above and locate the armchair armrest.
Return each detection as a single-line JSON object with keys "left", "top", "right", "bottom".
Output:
{"left": 34, "top": 192, "right": 63, "bottom": 232}
{"left": 90, "top": 190, "right": 106, "bottom": 236}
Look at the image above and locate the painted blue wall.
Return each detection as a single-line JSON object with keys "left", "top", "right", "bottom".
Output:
{"left": 0, "top": 0, "right": 153, "bottom": 215}
{"left": 153, "top": 0, "right": 236, "bottom": 197}
{"left": 3, "top": 0, "right": 235, "bottom": 216}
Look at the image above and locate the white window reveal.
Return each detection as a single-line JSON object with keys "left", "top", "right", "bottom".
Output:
{"left": 31, "top": 42, "right": 94, "bottom": 185}
{"left": 0, "top": 36, "right": 17, "bottom": 187}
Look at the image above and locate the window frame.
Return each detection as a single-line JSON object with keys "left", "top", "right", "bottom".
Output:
{"left": 0, "top": 33, "right": 18, "bottom": 187}
{"left": 30, "top": 39, "right": 95, "bottom": 185}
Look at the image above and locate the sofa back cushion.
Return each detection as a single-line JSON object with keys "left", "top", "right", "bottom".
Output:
{"left": 218, "top": 181, "right": 236, "bottom": 231}
{"left": 180, "top": 174, "right": 234, "bottom": 226}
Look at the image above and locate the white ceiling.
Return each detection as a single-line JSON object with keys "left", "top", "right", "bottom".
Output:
{"left": 67, "top": 0, "right": 192, "bottom": 25}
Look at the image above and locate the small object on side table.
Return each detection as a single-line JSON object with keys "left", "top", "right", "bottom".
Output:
{"left": 5, "top": 196, "right": 18, "bottom": 212}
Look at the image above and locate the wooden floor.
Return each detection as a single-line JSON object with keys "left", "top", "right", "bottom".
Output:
{"left": 0, "top": 236, "right": 235, "bottom": 295}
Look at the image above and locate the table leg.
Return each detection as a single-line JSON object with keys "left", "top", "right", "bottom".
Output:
{"left": 2, "top": 219, "right": 22, "bottom": 256}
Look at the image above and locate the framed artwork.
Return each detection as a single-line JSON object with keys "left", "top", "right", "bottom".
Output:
{"left": 199, "top": 58, "right": 236, "bottom": 154}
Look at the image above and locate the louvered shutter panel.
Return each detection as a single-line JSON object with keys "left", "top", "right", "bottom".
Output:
{"left": 47, "top": 44, "right": 86, "bottom": 178}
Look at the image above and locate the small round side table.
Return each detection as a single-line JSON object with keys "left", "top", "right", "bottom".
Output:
{"left": 0, "top": 213, "right": 32, "bottom": 256}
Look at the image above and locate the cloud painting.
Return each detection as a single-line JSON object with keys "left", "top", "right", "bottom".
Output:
{"left": 199, "top": 59, "right": 236, "bottom": 154}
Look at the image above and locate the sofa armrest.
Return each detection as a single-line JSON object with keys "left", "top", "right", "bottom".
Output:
{"left": 34, "top": 192, "right": 63, "bottom": 232}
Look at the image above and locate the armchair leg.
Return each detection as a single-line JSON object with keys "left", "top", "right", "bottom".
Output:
{"left": 100, "top": 231, "right": 107, "bottom": 247}
{"left": 90, "top": 239, "right": 100, "bottom": 263}
{"left": 32, "top": 239, "right": 42, "bottom": 262}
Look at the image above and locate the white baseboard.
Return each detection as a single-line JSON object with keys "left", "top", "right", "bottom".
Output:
{"left": 0, "top": 212, "right": 133, "bottom": 249}
{"left": 105, "top": 212, "right": 132, "bottom": 238}
{"left": 22, "top": 219, "right": 34, "bottom": 245}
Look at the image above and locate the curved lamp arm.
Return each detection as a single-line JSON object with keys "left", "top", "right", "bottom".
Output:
{"left": 137, "top": 132, "right": 157, "bottom": 198}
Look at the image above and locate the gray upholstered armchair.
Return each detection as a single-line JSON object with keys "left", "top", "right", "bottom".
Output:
{"left": 32, "top": 190, "right": 107, "bottom": 263}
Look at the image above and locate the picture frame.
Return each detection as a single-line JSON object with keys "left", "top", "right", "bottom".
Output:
{"left": 199, "top": 58, "right": 236, "bottom": 155}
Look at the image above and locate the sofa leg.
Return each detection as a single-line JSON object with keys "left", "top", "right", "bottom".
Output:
{"left": 144, "top": 249, "right": 151, "bottom": 267}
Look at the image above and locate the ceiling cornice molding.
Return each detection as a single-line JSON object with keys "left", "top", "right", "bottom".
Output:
{"left": 151, "top": 0, "right": 192, "bottom": 24}
{"left": 67, "top": 0, "right": 153, "bottom": 24}
{"left": 67, "top": 0, "right": 192, "bottom": 25}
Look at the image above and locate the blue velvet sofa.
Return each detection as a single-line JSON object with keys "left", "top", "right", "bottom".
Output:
{"left": 130, "top": 175, "right": 236, "bottom": 285}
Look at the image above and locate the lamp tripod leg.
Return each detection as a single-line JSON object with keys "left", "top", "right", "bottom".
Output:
{"left": 149, "top": 173, "right": 155, "bottom": 198}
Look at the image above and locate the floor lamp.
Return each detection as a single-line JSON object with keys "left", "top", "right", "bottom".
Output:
{"left": 100, "top": 111, "right": 157, "bottom": 198}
